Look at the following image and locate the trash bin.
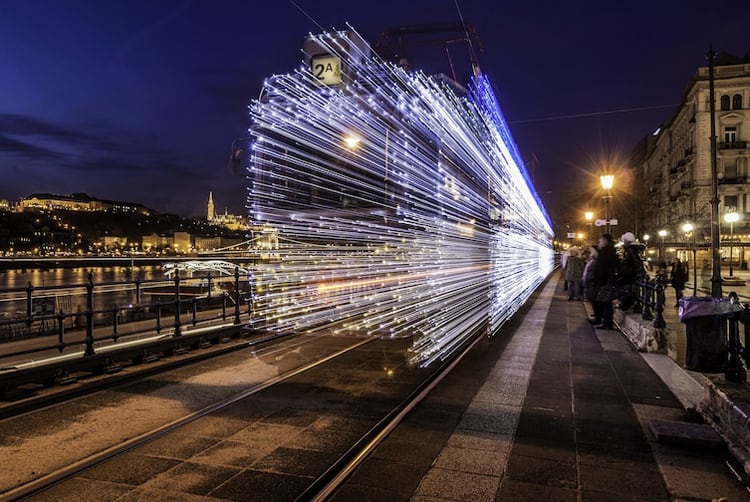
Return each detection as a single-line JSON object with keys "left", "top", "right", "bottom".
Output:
{"left": 678, "top": 297, "right": 727, "bottom": 373}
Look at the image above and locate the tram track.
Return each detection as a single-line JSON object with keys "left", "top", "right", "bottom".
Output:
{"left": 1, "top": 323, "right": 487, "bottom": 501}
{"left": 2, "top": 335, "right": 375, "bottom": 501}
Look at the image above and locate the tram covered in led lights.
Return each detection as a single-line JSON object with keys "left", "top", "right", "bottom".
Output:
{"left": 244, "top": 27, "right": 553, "bottom": 366}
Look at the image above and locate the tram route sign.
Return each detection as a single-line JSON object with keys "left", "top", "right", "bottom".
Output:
{"left": 595, "top": 218, "right": 618, "bottom": 227}
{"left": 311, "top": 54, "right": 342, "bottom": 85}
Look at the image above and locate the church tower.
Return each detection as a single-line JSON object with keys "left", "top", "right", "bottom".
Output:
{"left": 207, "top": 192, "right": 215, "bottom": 221}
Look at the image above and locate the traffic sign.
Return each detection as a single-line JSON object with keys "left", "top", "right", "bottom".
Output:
{"left": 595, "top": 218, "right": 618, "bottom": 227}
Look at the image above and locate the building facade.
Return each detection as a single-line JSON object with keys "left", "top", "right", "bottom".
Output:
{"left": 635, "top": 52, "right": 750, "bottom": 270}
{"left": 20, "top": 193, "right": 151, "bottom": 215}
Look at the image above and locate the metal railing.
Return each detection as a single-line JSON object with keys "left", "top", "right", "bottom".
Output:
{"left": 632, "top": 275, "right": 667, "bottom": 329}
{"left": 0, "top": 267, "right": 249, "bottom": 363}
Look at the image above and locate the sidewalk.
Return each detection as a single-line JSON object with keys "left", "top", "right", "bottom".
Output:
{"left": 617, "top": 282, "right": 750, "bottom": 480}
{"left": 334, "top": 272, "right": 749, "bottom": 501}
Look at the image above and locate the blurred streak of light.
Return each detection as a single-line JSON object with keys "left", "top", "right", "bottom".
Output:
{"left": 245, "top": 27, "right": 553, "bottom": 366}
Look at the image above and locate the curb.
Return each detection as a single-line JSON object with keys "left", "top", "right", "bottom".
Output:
{"left": 615, "top": 307, "right": 750, "bottom": 476}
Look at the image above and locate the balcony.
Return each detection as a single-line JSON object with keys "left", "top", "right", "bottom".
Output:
{"left": 718, "top": 176, "right": 748, "bottom": 185}
{"left": 718, "top": 141, "right": 747, "bottom": 150}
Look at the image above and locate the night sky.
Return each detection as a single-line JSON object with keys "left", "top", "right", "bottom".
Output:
{"left": 1, "top": 1, "right": 748, "bottom": 219}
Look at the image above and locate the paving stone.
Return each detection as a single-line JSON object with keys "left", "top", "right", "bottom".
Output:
{"left": 330, "top": 483, "right": 412, "bottom": 502}
{"left": 208, "top": 469, "right": 312, "bottom": 500}
{"left": 141, "top": 461, "right": 240, "bottom": 496}
{"left": 27, "top": 477, "right": 133, "bottom": 502}
{"left": 346, "top": 457, "right": 425, "bottom": 493}
{"left": 496, "top": 478, "right": 577, "bottom": 502}
{"left": 370, "top": 436, "right": 444, "bottom": 465}
{"left": 138, "top": 433, "right": 221, "bottom": 459}
{"left": 433, "top": 445, "right": 506, "bottom": 476}
{"left": 647, "top": 419, "right": 725, "bottom": 450}
{"left": 190, "top": 439, "right": 268, "bottom": 467}
{"left": 80, "top": 452, "right": 181, "bottom": 485}
{"left": 504, "top": 454, "right": 576, "bottom": 489}
{"left": 250, "top": 446, "right": 340, "bottom": 477}
{"left": 414, "top": 467, "right": 499, "bottom": 502}
{"left": 579, "top": 463, "right": 669, "bottom": 500}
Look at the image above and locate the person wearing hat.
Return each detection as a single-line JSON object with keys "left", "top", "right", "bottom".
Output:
{"left": 617, "top": 231, "right": 646, "bottom": 311}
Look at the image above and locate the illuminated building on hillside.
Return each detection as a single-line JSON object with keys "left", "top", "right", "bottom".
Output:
{"left": 206, "top": 192, "right": 249, "bottom": 231}
{"left": 19, "top": 193, "right": 151, "bottom": 215}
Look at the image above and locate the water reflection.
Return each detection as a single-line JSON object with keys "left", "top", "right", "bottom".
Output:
{"left": 1, "top": 265, "right": 163, "bottom": 289}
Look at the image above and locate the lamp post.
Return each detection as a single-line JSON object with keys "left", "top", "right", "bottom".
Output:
{"left": 658, "top": 229, "right": 667, "bottom": 261}
{"left": 683, "top": 223, "right": 697, "bottom": 295}
{"left": 725, "top": 209, "right": 740, "bottom": 276}
{"left": 584, "top": 211, "right": 593, "bottom": 242}
{"left": 708, "top": 47, "right": 723, "bottom": 298}
{"left": 643, "top": 234, "right": 650, "bottom": 266}
{"left": 600, "top": 175, "right": 614, "bottom": 235}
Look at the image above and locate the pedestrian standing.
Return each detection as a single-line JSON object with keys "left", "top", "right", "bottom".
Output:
{"left": 617, "top": 232, "right": 646, "bottom": 311}
{"left": 670, "top": 257, "right": 688, "bottom": 307}
{"left": 593, "top": 233, "right": 618, "bottom": 329}
{"left": 561, "top": 248, "right": 570, "bottom": 291}
{"left": 565, "top": 247, "right": 584, "bottom": 300}
{"left": 583, "top": 245, "right": 599, "bottom": 322}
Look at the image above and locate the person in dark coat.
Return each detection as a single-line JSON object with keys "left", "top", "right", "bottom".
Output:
{"left": 617, "top": 232, "right": 646, "bottom": 311}
{"left": 593, "top": 233, "right": 618, "bottom": 329}
{"left": 583, "top": 245, "right": 600, "bottom": 323}
{"left": 670, "top": 257, "right": 688, "bottom": 307}
{"left": 564, "top": 247, "right": 584, "bottom": 300}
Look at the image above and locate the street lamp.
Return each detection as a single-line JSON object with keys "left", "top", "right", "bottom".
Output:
{"left": 724, "top": 209, "right": 740, "bottom": 276}
{"left": 584, "top": 211, "right": 594, "bottom": 242}
{"left": 658, "top": 229, "right": 667, "bottom": 261}
{"left": 683, "top": 222, "right": 697, "bottom": 295}
{"left": 600, "top": 175, "right": 614, "bottom": 234}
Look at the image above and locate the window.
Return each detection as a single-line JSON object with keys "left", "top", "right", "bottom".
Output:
{"left": 725, "top": 195, "right": 738, "bottom": 210}
{"left": 724, "top": 158, "right": 738, "bottom": 179}
{"left": 733, "top": 94, "right": 743, "bottom": 110}
{"left": 724, "top": 126, "right": 737, "bottom": 143}
{"left": 721, "top": 95, "right": 731, "bottom": 111}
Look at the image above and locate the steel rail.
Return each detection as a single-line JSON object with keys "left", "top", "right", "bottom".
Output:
{"left": 298, "top": 325, "right": 488, "bottom": 501}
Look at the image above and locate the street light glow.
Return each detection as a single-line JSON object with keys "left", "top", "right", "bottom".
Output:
{"left": 600, "top": 174, "right": 614, "bottom": 190}
{"left": 724, "top": 211, "right": 740, "bottom": 224}
{"left": 343, "top": 135, "right": 361, "bottom": 149}
{"left": 683, "top": 222, "right": 694, "bottom": 233}
{"left": 725, "top": 210, "right": 740, "bottom": 276}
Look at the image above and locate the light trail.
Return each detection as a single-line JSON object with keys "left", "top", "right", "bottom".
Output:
{"left": 245, "top": 27, "right": 553, "bottom": 366}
